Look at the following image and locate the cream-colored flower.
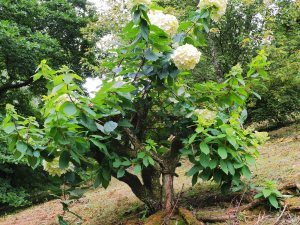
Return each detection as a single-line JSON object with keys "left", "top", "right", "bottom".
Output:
{"left": 198, "top": 0, "right": 228, "bottom": 22}
{"left": 195, "top": 108, "right": 217, "bottom": 127}
{"left": 252, "top": 131, "right": 269, "bottom": 145}
{"left": 171, "top": 44, "right": 201, "bottom": 70}
{"left": 127, "top": 0, "right": 151, "bottom": 9}
{"left": 42, "top": 157, "right": 74, "bottom": 177}
{"left": 148, "top": 10, "right": 179, "bottom": 36}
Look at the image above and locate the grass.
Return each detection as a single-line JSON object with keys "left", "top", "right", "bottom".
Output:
{"left": 0, "top": 124, "right": 299, "bottom": 225}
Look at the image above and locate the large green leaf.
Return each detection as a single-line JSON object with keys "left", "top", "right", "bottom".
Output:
{"left": 3, "top": 122, "right": 15, "bottom": 134}
{"left": 186, "top": 165, "right": 202, "bottom": 177}
{"left": 103, "top": 121, "right": 118, "bottom": 133}
{"left": 268, "top": 195, "right": 279, "bottom": 208}
{"left": 220, "top": 160, "right": 228, "bottom": 174}
{"left": 217, "top": 147, "right": 227, "bottom": 159}
{"left": 200, "top": 142, "right": 210, "bottom": 155}
{"left": 63, "top": 102, "right": 77, "bottom": 116}
{"left": 16, "top": 141, "right": 28, "bottom": 154}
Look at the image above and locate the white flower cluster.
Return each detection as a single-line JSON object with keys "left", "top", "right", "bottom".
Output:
{"left": 198, "top": 0, "right": 228, "bottom": 21}
{"left": 42, "top": 157, "right": 74, "bottom": 177}
{"left": 252, "top": 131, "right": 270, "bottom": 145}
{"left": 194, "top": 108, "right": 217, "bottom": 127}
{"left": 148, "top": 10, "right": 179, "bottom": 36}
{"left": 171, "top": 44, "right": 202, "bottom": 70}
{"left": 127, "top": 0, "right": 151, "bottom": 9}
{"left": 96, "top": 33, "right": 119, "bottom": 53}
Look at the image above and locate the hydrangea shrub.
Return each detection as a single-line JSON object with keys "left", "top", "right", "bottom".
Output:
{"left": 1, "top": 0, "right": 269, "bottom": 214}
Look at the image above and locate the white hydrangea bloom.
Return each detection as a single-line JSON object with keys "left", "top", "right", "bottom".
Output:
{"left": 171, "top": 44, "right": 202, "bottom": 70}
{"left": 194, "top": 108, "right": 217, "bottom": 127}
{"left": 148, "top": 10, "right": 179, "bottom": 36}
{"left": 127, "top": 0, "right": 151, "bottom": 9}
{"left": 198, "top": 0, "right": 228, "bottom": 22}
{"left": 42, "top": 157, "right": 74, "bottom": 177}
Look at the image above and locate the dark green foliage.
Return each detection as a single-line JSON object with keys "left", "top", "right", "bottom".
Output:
{"left": 248, "top": 1, "right": 300, "bottom": 127}
{"left": 0, "top": 0, "right": 99, "bottom": 211}
{"left": 0, "top": 0, "right": 98, "bottom": 115}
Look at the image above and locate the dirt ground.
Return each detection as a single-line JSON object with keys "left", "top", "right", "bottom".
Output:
{"left": 0, "top": 124, "right": 299, "bottom": 225}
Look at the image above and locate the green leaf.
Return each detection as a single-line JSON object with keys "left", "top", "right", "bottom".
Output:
{"left": 262, "top": 189, "right": 272, "bottom": 198}
{"left": 186, "top": 165, "right": 202, "bottom": 177}
{"left": 70, "top": 150, "right": 80, "bottom": 164}
{"left": 138, "top": 152, "right": 146, "bottom": 159}
{"left": 200, "top": 142, "right": 210, "bottom": 155}
{"left": 90, "top": 139, "right": 109, "bottom": 156}
{"left": 83, "top": 106, "right": 96, "bottom": 117}
{"left": 3, "top": 122, "right": 15, "bottom": 134}
{"left": 33, "top": 72, "right": 43, "bottom": 81}
{"left": 102, "top": 168, "right": 111, "bottom": 181}
{"left": 117, "top": 168, "right": 125, "bottom": 178}
{"left": 268, "top": 195, "right": 279, "bottom": 208}
{"left": 63, "top": 73, "right": 72, "bottom": 84}
{"left": 240, "top": 109, "right": 248, "bottom": 123}
{"left": 192, "top": 173, "right": 198, "bottom": 186}
{"left": 103, "top": 121, "right": 118, "bottom": 133}
{"left": 33, "top": 151, "right": 40, "bottom": 158}
{"left": 209, "top": 159, "right": 218, "bottom": 169}
{"left": 254, "top": 193, "right": 264, "bottom": 199}
{"left": 227, "top": 161, "right": 235, "bottom": 175}
{"left": 16, "top": 141, "right": 28, "bottom": 153}
{"left": 28, "top": 156, "right": 38, "bottom": 168}
{"left": 143, "top": 157, "right": 149, "bottom": 167}
{"left": 144, "top": 49, "right": 159, "bottom": 61}
{"left": 122, "top": 160, "right": 132, "bottom": 166}
{"left": 134, "top": 164, "right": 142, "bottom": 174}
{"left": 79, "top": 113, "right": 97, "bottom": 131}
{"left": 220, "top": 160, "right": 228, "bottom": 174}
{"left": 118, "top": 119, "right": 133, "bottom": 127}
{"left": 252, "top": 91, "right": 261, "bottom": 100}
{"left": 140, "top": 19, "right": 149, "bottom": 41}
{"left": 94, "top": 172, "right": 102, "bottom": 188}
{"left": 59, "top": 151, "right": 70, "bottom": 170}
{"left": 199, "top": 153, "right": 210, "bottom": 168}
{"left": 245, "top": 155, "right": 256, "bottom": 166}
{"left": 58, "top": 216, "right": 69, "bottom": 225}
{"left": 63, "top": 102, "right": 77, "bottom": 116}
{"left": 217, "top": 147, "right": 227, "bottom": 159}
{"left": 148, "top": 156, "right": 155, "bottom": 166}
{"left": 113, "top": 159, "right": 122, "bottom": 168}
{"left": 188, "top": 133, "right": 197, "bottom": 144}
{"left": 227, "top": 136, "right": 238, "bottom": 149}
{"left": 242, "top": 166, "right": 251, "bottom": 179}
{"left": 178, "top": 21, "right": 193, "bottom": 31}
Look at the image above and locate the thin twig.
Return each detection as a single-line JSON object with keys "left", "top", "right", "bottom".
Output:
{"left": 274, "top": 204, "right": 287, "bottom": 225}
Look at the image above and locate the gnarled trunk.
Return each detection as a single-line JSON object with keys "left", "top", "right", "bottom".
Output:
{"left": 92, "top": 131, "right": 182, "bottom": 215}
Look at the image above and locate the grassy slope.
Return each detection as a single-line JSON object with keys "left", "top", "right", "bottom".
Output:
{"left": 0, "top": 124, "right": 299, "bottom": 225}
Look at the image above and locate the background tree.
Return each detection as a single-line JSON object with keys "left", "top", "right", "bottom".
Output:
{"left": 0, "top": 0, "right": 99, "bottom": 210}
{"left": 0, "top": 0, "right": 98, "bottom": 114}
{"left": 247, "top": 0, "right": 300, "bottom": 127}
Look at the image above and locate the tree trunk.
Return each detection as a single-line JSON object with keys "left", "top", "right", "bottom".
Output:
{"left": 162, "top": 173, "right": 175, "bottom": 215}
